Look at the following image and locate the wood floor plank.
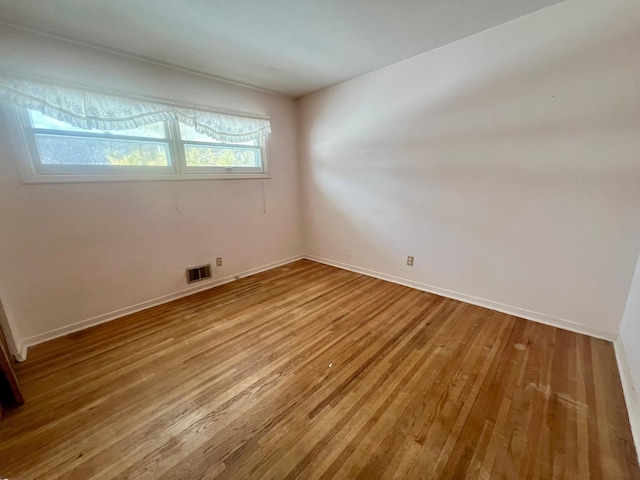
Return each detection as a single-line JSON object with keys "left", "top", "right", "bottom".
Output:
{"left": 0, "top": 259, "right": 637, "bottom": 479}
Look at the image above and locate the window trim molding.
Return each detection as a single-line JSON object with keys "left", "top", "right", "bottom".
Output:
{"left": 1, "top": 104, "right": 271, "bottom": 183}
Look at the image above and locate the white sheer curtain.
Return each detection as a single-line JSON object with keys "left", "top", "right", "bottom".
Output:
{"left": 0, "top": 75, "right": 271, "bottom": 143}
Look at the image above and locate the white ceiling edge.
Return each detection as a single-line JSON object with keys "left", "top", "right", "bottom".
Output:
{"left": 0, "top": 1, "right": 572, "bottom": 100}
{"left": 302, "top": 0, "right": 575, "bottom": 98}
{"left": 0, "top": 20, "right": 289, "bottom": 98}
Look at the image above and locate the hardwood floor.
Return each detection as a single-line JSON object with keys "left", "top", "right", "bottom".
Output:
{"left": 0, "top": 259, "right": 638, "bottom": 479}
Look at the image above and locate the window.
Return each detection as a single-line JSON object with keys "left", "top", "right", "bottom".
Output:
{"left": 6, "top": 107, "right": 268, "bottom": 182}
{"left": 0, "top": 75, "right": 271, "bottom": 183}
{"left": 179, "top": 123, "right": 264, "bottom": 174}
{"left": 26, "top": 109, "right": 173, "bottom": 173}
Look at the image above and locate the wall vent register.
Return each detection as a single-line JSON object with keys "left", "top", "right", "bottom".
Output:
{"left": 186, "top": 264, "right": 212, "bottom": 283}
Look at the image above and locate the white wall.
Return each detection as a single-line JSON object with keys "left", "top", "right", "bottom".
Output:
{"left": 621, "top": 253, "right": 640, "bottom": 392}
{"left": 3, "top": 0, "right": 640, "bottom": 358}
{"left": 298, "top": 0, "right": 640, "bottom": 338}
{"left": 0, "top": 26, "right": 302, "bottom": 352}
{"left": 619, "top": 253, "right": 640, "bottom": 449}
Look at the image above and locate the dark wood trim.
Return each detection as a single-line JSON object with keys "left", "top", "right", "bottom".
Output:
{"left": 0, "top": 322, "right": 24, "bottom": 411}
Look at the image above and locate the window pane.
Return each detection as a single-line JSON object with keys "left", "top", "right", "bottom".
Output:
{"left": 184, "top": 144, "right": 260, "bottom": 168}
{"left": 179, "top": 123, "right": 257, "bottom": 145}
{"left": 29, "top": 110, "right": 166, "bottom": 138}
{"left": 35, "top": 135, "right": 170, "bottom": 166}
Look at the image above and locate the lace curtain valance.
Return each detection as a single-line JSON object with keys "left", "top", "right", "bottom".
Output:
{"left": 0, "top": 76, "right": 271, "bottom": 143}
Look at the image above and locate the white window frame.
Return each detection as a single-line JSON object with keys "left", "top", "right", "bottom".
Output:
{"left": 1, "top": 104, "right": 270, "bottom": 183}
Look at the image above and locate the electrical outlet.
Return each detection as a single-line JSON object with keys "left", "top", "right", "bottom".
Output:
{"left": 216, "top": 257, "right": 222, "bottom": 267}
{"left": 407, "top": 256, "right": 414, "bottom": 266}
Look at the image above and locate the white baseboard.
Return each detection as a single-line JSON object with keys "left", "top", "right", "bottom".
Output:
{"left": 16, "top": 253, "right": 617, "bottom": 358}
{"left": 303, "top": 254, "right": 617, "bottom": 341}
{"left": 18, "top": 255, "right": 303, "bottom": 360}
{"left": 614, "top": 336, "right": 640, "bottom": 464}
{"left": 15, "top": 342, "right": 27, "bottom": 362}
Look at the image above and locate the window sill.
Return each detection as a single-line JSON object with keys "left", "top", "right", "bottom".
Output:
{"left": 20, "top": 172, "right": 271, "bottom": 184}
